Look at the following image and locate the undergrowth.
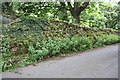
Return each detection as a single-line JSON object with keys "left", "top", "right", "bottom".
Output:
{"left": 1, "top": 19, "right": 120, "bottom": 72}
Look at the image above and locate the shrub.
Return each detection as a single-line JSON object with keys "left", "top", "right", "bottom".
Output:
{"left": 1, "top": 19, "right": 120, "bottom": 72}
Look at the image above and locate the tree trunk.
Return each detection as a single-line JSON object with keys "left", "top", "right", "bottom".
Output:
{"left": 74, "top": 15, "right": 80, "bottom": 23}
{"left": 67, "top": 1, "right": 90, "bottom": 24}
{"left": 9, "top": 6, "right": 16, "bottom": 19}
{"left": 74, "top": 2, "right": 79, "bottom": 23}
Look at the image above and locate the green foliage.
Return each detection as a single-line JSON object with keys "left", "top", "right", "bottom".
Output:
{"left": 93, "top": 34, "right": 119, "bottom": 47}
{"left": 1, "top": 18, "right": 49, "bottom": 40}
{"left": 105, "top": 2, "right": 120, "bottom": 30}
{"left": 1, "top": 2, "right": 120, "bottom": 72}
{"left": 1, "top": 18, "right": 120, "bottom": 72}
{"left": 0, "top": 55, "right": 2, "bottom": 73}
{"left": 1, "top": 34, "right": 120, "bottom": 72}
{"left": 2, "top": 2, "right": 120, "bottom": 30}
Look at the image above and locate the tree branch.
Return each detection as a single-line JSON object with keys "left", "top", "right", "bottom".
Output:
{"left": 67, "top": 2, "right": 73, "bottom": 15}
{"left": 74, "top": 2, "right": 78, "bottom": 10}
{"left": 82, "top": 1, "right": 90, "bottom": 8}
{"left": 67, "top": 2, "right": 73, "bottom": 10}
{"left": 78, "top": 0, "right": 91, "bottom": 14}
{"left": 53, "top": 2, "right": 68, "bottom": 18}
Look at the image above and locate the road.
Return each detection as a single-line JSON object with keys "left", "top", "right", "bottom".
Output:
{"left": 0, "top": 74, "right": 2, "bottom": 80}
{"left": 2, "top": 44, "right": 119, "bottom": 78}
